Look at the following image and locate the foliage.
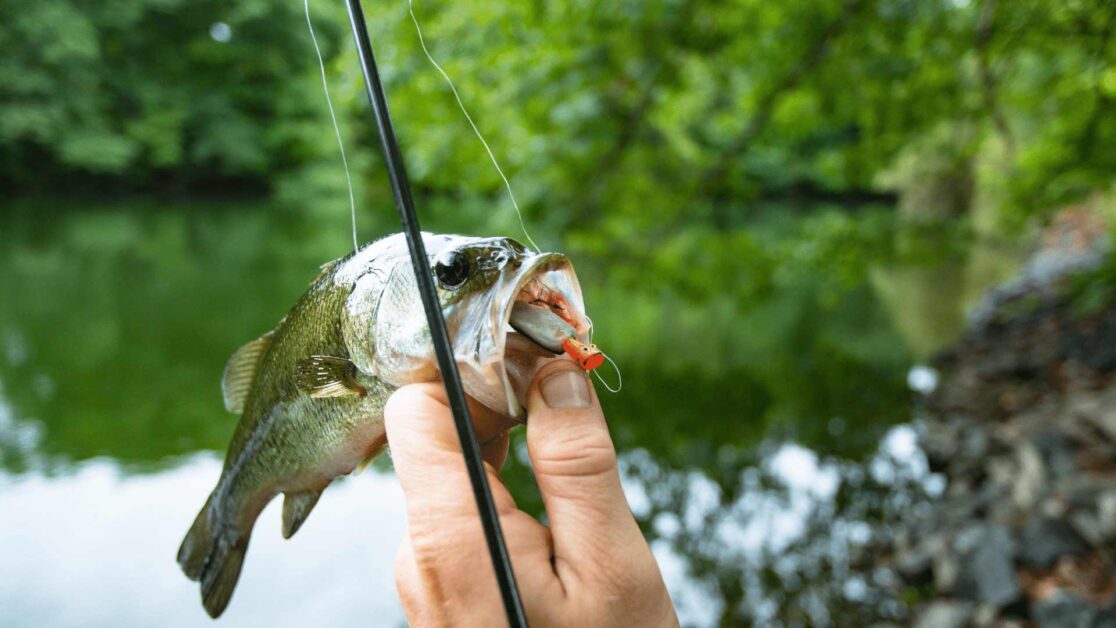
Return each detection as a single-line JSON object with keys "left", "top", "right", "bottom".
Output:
{"left": 0, "top": 0, "right": 360, "bottom": 195}
{"left": 2, "top": 0, "right": 1113, "bottom": 224}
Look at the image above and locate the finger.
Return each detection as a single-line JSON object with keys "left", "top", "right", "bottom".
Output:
{"left": 524, "top": 359, "right": 646, "bottom": 580}
{"left": 468, "top": 390, "right": 520, "bottom": 445}
{"left": 481, "top": 430, "right": 510, "bottom": 470}
{"left": 393, "top": 537, "right": 422, "bottom": 619}
{"left": 394, "top": 531, "right": 492, "bottom": 627}
{"left": 395, "top": 511, "right": 563, "bottom": 628}
{"left": 385, "top": 384, "right": 518, "bottom": 528}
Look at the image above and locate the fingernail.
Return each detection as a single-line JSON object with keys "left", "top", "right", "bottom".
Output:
{"left": 541, "top": 369, "right": 591, "bottom": 409}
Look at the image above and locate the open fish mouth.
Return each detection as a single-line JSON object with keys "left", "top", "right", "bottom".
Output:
{"left": 451, "top": 252, "right": 592, "bottom": 419}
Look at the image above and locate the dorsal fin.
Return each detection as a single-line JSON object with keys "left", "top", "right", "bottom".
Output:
{"left": 221, "top": 332, "right": 274, "bottom": 414}
{"left": 311, "top": 258, "right": 341, "bottom": 285}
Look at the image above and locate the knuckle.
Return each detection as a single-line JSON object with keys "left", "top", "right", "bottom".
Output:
{"left": 591, "top": 570, "right": 671, "bottom": 624}
{"left": 532, "top": 432, "right": 617, "bottom": 479}
{"left": 406, "top": 513, "right": 481, "bottom": 571}
{"left": 407, "top": 512, "right": 467, "bottom": 556}
{"left": 409, "top": 533, "right": 445, "bottom": 572}
{"left": 393, "top": 548, "right": 415, "bottom": 598}
{"left": 596, "top": 555, "right": 645, "bottom": 594}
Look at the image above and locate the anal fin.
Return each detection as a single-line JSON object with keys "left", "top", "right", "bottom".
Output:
{"left": 353, "top": 455, "right": 376, "bottom": 476}
{"left": 352, "top": 434, "right": 388, "bottom": 477}
{"left": 281, "top": 488, "right": 325, "bottom": 539}
{"left": 296, "top": 356, "right": 366, "bottom": 398}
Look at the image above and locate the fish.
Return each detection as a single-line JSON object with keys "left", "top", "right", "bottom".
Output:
{"left": 177, "top": 232, "right": 594, "bottom": 618}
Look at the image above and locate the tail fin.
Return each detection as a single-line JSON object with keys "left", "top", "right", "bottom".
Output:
{"left": 176, "top": 494, "right": 253, "bottom": 618}
{"left": 200, "top": 533, "right": 250, "bottom": 618}
{"left": 177, "top": 495, "right": 215, "bottom": 581}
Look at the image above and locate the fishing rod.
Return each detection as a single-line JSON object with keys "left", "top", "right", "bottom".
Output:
{"left": 341, "top": 1, "right": 529, "bottom": 626}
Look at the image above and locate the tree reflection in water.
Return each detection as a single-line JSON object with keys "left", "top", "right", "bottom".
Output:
{"left": 622, "top": 426, "right": 943, "bottom": 626}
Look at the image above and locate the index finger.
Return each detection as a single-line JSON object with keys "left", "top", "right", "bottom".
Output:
{"left": 384, "top": 384, "right": 519, "bottom": 528}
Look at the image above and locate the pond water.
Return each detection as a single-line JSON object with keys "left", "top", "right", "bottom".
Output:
{"left": 0, "top": 201, "right": 1020, "bottom": 626}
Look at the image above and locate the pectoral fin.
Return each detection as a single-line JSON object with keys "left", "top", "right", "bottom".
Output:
{"left": 296, "top": 356, "right": 366, "bottom": 398}
{"left": 281, "top": 488, "right": 325, "bottom": 539}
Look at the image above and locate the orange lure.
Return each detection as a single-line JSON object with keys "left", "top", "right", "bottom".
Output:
{"left": 562, "top": 337, "right": 605, "bottom": 371}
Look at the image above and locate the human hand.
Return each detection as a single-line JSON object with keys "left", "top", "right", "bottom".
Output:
{"left": 385, "top": 359, "right": 678, "bottom": 627}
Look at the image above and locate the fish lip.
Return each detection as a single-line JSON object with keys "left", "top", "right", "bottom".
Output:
{"left": 465, "top": 251, "right": 590, "bottom": 418}
{"left": 500, "top": 253, "right": 591, "bottom": 340}
{"left": 500, "top": 253, "right": 581, "bottom": 330}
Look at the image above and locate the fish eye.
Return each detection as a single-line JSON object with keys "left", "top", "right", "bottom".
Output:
{"left": 433, "top": 250, "right": 470, "bottom": 290}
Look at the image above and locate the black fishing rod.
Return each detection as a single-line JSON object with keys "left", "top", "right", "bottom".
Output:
{"left": 342, "top": 1, "right": 528, "bottom": 626}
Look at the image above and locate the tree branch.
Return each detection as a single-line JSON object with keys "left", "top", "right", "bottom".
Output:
{"left": 697, "top": 0, "right": 865, "bottom": 202}
{"left": 975, "top": 0, "right": 1015, "bottom": 160}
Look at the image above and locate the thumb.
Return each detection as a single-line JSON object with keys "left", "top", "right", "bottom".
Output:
{"left": 524, "top": 360, "right": 645, "bottom": 580}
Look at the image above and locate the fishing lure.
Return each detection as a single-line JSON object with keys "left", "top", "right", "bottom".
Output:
{"left": 563, "top": 337, "right": 605, "bottom": 371}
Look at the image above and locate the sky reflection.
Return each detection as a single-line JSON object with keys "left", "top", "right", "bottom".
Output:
{"left": 0, "top": 456, "right": 407, "bottom": 628}
{"left": 0, "top": 451, "right": 720, "bottom": 627}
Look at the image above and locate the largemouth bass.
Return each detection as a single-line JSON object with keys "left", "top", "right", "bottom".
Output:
{"left": 177, "top": 232, "right": 593, "bottom": 617}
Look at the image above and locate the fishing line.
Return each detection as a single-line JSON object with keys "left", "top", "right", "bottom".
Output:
{"left": 406, "top": 0, "right": 540, "bottom": 253}
{"left": 343, "top": 1, "right": 527, "bottom": 623}
{"left": 582, "top": 313, "right": 622, "bottom": 393}
{"left": 305, "top": 0, "right": 359, "bottom": 252}
{"left": 593, "top": 352, "right": 623, "bottom": 393}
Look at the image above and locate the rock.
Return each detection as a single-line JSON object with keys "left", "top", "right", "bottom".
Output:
{"left": 972, "top": 603, "right": 1000, "bottom": 627}
{"left": 1031, "top": 430, "right": 1080, "bottom": 480}
{"left": 895, "top": 536, "right": 937, "bottom": 584}
{"left": 1095, "top": 603, "right": 1116, "bottom": 628}
{"left": 1071, "top": 389, "right": 1116, "bottom": 444}
{"left": 1069, "top": 510, "right": 1107, "bottom": 546}
{"left": 1012, "top": 442, "right": 1046, "bottom": 509}
{"left": 960, "top": 424, "right": 990, "bottom": 460}
{"left": 1067, "top": 491, "right": 1116, "bottom": 545}
{"left": 1099, "top": 492, "right": 1116, "bottom": 540}
{"left": 914, "top": 600, "right": 975, "bottom": 628}
{"left": 1018, "top": 516, "right": 1091, "bottom": 569}
{"left": 953, "top": 524, "right": 1022, "bottom": 608}
{"left": 1033, "top": 590, "right": 1097, "bottom": 628}
{"left": 934, "top": 542, "right": 961, "bottom": 593}
{"left": 1092, "top": 409, "right": 1116, "bottom": 444}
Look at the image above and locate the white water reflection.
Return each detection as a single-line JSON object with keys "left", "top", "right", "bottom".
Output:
{"left": 0, "top": 452, "right": 716, "bottom": 628}
{"left": 0, "top": 455, "right": 408, "bottom": 628}
{"left": 619, "top": 426, "right": 941, "bottom": 625}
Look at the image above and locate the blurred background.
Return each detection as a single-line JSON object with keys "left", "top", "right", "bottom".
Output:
{"left": 2, "top": 0, "right": 1115, "bottom": 625}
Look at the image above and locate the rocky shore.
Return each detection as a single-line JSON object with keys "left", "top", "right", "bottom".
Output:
{"left": 882, "top": 229, "right": 1116, "bottom": 627}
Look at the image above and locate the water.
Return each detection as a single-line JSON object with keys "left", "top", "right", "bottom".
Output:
{"left": 0, "top": 201, "right": 1020, "bottom": 626}
{"left": 0, "top": 455, "right": 406, "bottom": 627}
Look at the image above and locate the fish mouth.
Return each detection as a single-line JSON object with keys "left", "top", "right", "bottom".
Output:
{"left": 452, "top": 252, "right": 591, "bottom": 419}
